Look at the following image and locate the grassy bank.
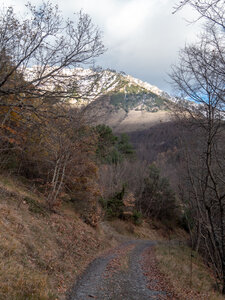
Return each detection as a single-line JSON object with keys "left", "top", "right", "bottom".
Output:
{"left": 155, "top": 242, "right": 224, "bottom": 300}
{"left": 0, "top": 174, "right": 117, "bottom": 300}
{"left": 0, "top": 174, "right": 163, "bottom": 300}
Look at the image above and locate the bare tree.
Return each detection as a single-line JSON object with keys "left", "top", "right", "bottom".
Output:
{"left": 173, "top": 0, "right": 225, "bottom": 29}
{"left": 172, "top": 0, "right": 225, "bottom": 293}
{"left": 0, "top": 1, "right": 122, "bottom": 176}
{"left": 19, "top": 105, "right": 98, "bottom": 210}
{"left": 98, "top": 159, "right": 149, "bottom": 202}
{"left": 0, "top": 1, "right": 107, "bottom": 118}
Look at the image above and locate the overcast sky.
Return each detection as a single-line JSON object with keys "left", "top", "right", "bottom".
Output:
{"left": 2, "top": 0, "right": 201, "bottom": 94}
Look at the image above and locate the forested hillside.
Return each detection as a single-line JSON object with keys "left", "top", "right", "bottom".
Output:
{"left": 0, "top": 0, "right": 224, "bottom": 299}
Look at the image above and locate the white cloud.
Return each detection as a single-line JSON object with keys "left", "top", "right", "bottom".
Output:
{"left": 1, "top": 0, "right": 201, "bottom": 93}
{"left": 106, "top": 0, "right": 151, "bottom": 39}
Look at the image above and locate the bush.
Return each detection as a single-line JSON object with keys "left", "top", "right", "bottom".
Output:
{"left": 106, "top": 186, "right": 125, "bottom": 219}
{"left": 141, "top": 164, "right": 178, "bottom": 222}
{"left": 132, "top": 210, "right": 142, "bottom": 225}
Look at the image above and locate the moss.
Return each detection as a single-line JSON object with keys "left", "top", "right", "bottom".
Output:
{"left": 24, "top": 197, "right": 47, "bottom": 216}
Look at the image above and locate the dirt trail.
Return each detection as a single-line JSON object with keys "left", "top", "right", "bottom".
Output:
{"left": 67, "top": 240, "right": 173, "bottom": 300}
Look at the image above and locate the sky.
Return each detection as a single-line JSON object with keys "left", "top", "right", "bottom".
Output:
{"left": 2, "top": 0, "right": 201, "bottom": 94}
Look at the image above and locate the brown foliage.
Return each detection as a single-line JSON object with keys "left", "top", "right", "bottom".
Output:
{"left": 122, "top": 192, "right": 136, "bottom": 218}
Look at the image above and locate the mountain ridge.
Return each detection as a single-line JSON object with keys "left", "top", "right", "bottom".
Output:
{"left": 83, "top": 70, "right": 174, "bottom": 132}
{"left": 23, "top": 66, "right": 175, "bottom": 132}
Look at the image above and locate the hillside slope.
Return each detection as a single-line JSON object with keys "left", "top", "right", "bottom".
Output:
{"left": 0, "top": 175, "right": 115, "bottom": 299}
{"left": 85, "top": 94, "right": 171, "bottom": 133}
{"left": 0, "top": 174, "right": 161, "bottom": 300}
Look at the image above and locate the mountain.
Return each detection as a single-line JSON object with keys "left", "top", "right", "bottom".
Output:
{"left": 84, "top": 71, "right": 174, "bottom": 133}
{"left": 23, "top": 66, "right": 175, "bottom": 132}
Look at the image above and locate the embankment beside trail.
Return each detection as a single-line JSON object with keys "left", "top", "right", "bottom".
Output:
{"left": 0, "top": 175, "right": 161, "bottom": 300}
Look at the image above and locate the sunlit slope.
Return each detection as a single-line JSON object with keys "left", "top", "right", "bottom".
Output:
{"left": 85, "top": 76, "right": 173, "bottom": 132}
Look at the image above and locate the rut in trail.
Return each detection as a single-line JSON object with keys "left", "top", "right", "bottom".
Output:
{"left": 67, "top": 240, "right": 172, "bottom": 300}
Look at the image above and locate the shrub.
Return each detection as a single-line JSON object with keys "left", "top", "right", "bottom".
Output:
{"left": 132, "top": 210, "right": 142, "bottom": 225}
{"left": 106, "top": 186, "right": 125, "bottom": 219}
{"left": 141, "top": 164, "right": 178, "bottom": 222}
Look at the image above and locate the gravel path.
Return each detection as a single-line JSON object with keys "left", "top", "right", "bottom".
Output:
{"left": 67, "top": 240, "right": 172, "bottom": 300}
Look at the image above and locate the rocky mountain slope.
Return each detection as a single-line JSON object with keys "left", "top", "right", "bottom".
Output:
{"left": 83, "top": 71, "right": 174, "bottom": 132}
{"left": 23, "top": 65, "right": 181, "bottom": 136}
{"left": 24, "top": 66, "right": 174, "bottom": 132}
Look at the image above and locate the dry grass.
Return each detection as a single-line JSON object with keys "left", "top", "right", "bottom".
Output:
{"left": 155, "top": 242, "right": 224, "bottom": 300}
{"left": 107, "top": 219, "right": 162, "bottom": 240}
{"left": 108, "top": 218, "right": 187, "bottom": 243}
{"left": 0, "top": 174, "right": 201, "bottom": 300}
{"left": 0, "top": 175, "right": 116, "bottom": 300}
